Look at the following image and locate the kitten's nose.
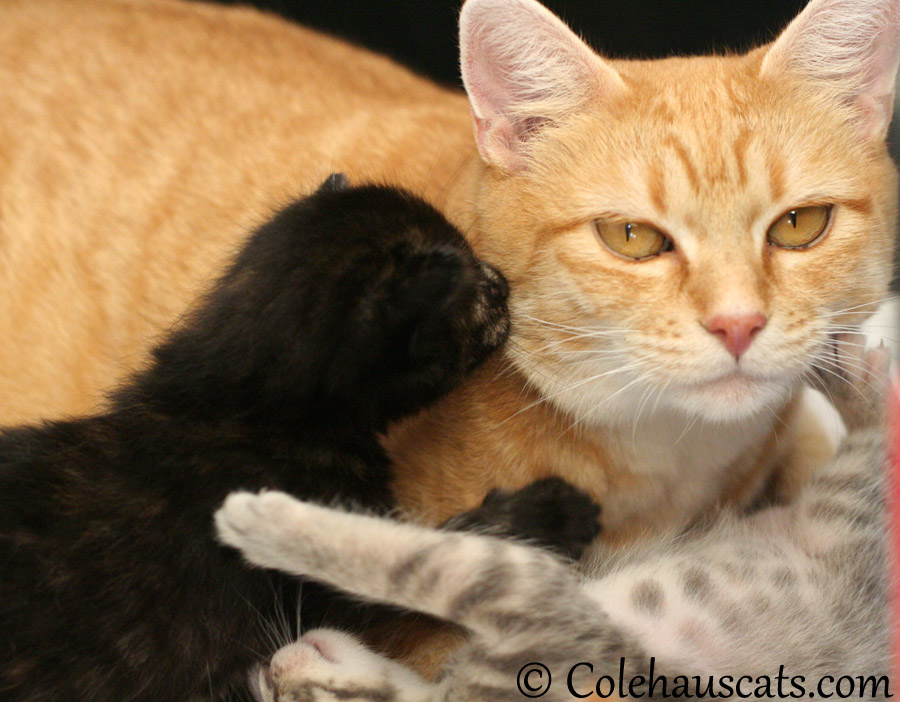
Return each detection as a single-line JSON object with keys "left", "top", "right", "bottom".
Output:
{"left": 704, "top": 312, "right": 767, "bottom": 360}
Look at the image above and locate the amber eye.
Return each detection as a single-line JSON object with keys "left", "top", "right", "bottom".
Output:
{"left": 767, "top": 205, "right": 831, "bottom": 249}
{"left": 595, "top": 221, "right": 673, "bottom": 260}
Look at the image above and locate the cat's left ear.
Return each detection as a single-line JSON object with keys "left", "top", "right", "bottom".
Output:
{"left": 760, "top": 0, "right": 900, "bottom": 141}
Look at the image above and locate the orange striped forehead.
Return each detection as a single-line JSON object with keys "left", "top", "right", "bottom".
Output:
{"left": 518, "top": 50, "right": 891, "bottom": 271}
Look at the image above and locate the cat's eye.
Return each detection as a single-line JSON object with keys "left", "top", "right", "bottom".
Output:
{"left": 766, "top": 205, "right": 831, "bottom": 249}
{"left": 594, "top": 221, "right": 673, "bottom": 260}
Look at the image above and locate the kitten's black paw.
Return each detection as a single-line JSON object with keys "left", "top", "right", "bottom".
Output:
{"left": 445, "top": 477, "right": 601, "bottom": 561}
{"left": 484, "top": 478, "right": 602, "bottom": 560}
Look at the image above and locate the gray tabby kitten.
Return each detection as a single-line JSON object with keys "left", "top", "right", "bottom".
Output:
{"left": 216, "top": 335, "right": 890, "bottom": 702}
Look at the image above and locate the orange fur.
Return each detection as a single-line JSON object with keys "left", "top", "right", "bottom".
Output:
{"left": 0, "top": 0, "right": 477, "bottom": 422}
{"left": 1, "top": 0, "right": 896, "bottom": 644}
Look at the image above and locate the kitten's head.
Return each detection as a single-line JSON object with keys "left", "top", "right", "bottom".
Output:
{"left": 294, "top": 181, "right": 511, "bottom": 427}
{"left": 250, "top": 629, "right": 431, "bottom": 702}
{"left": 460, "top": 0, "right": 899, "bottom": 423}
{"left": 145, "top": 180, "right": 510, "bottom": 428}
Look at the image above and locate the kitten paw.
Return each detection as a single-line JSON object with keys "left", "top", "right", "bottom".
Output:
{"left": 815, "top": 333, "right": 889, "bottom": 430}
{"left": 215, "top": 491, "right": 311, "bottom": 571}
{"left": 475, "top": 477, "right": 602, "bottom": 560}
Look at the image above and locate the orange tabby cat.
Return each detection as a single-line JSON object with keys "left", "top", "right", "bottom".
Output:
{"left": 0, "top": 0, "right": 896, "bottom": 554}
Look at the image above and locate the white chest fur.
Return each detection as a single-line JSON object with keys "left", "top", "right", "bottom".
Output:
{"left": 598, "top": 405, "right": 782, "bottom": 536}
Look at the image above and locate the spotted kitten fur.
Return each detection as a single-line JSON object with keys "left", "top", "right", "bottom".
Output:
{"left": 217, "top": 336, "right": 890, "bottom": 702}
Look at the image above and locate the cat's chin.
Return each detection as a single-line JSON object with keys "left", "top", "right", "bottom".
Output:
{"left": 521, "top": 357, "right": 792, "bottom": 427}
{"left": 673, "top": 370, "right": 793, "bottom": 421}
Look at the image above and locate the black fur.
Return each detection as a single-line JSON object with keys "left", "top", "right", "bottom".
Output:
{"left": 442, "top": 477, "right": 602, "bottom": 561}
{"left": 0, "top": 179, "right": 510, "bottom": 702}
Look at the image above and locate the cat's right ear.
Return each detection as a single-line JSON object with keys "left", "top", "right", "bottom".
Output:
{"left": 459, "top": 0, "right": 625, "bottom": 172}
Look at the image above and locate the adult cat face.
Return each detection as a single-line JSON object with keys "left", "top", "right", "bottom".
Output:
{"left": 461, "top": 0, "right": 898, "bottom": 423}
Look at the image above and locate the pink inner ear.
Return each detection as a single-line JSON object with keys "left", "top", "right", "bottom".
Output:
{"left": 461, "top": 45, "right": 506, "bottom": 124}
{"left": 864, "top": 23, "right": 900, "bottom": 125}
{"left": 761, "top": 0, "right": 900, "bottom": 140}
{"left": 460, "top": 10, "right": 525, "bottom": 170}
{"left": 471, "top": 113, "right": 527, "bottom": 172}
{"left": 855, "top": 93, "right": 895, "bottom": 142}
{"left": 855, "top": 7, "right": 900, "bottom": 137}
{"left": 459, "top": 0, "right": 625, "bottom": 171}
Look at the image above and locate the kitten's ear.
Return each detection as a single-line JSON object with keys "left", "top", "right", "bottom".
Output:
{"left": 317, "top": 173, "right": 350, "bottom": 194}
{"left": 459, "top": 0, "right": 625, "bottom": 172}
{"left": 760, "top": 0, "right": 900, "bottom": 141}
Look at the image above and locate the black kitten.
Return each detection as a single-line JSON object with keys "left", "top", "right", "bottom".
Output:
{"left": 0, "top": 178, "right": 511, "bottom": 702}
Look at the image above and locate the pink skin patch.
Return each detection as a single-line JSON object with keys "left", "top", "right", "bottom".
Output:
{"left": 303, "top": 635, "right": 338, "bottom": 664}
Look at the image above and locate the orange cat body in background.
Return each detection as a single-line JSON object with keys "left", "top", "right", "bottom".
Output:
{"left": 0, "top": 0, "right": 896, "bottom": 551}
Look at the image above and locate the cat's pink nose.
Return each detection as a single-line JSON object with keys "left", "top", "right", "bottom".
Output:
{"left": 704, "top": 312, "right": 767, "bottom": 360}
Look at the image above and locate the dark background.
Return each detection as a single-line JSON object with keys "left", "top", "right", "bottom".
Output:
{"left": 209, "top": 0, "right": 809, "bottom": 86}
{"left": 205, "top": 0, "right": 899, "bottom": 287}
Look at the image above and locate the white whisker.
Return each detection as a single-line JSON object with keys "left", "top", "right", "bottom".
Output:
{"left": 497, "top": 361, "right": 647, "bottom": 426}
{"left": 817, "top": 296, "right": 896, "bottom": 317}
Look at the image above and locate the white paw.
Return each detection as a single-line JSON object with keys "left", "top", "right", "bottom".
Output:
{"left": 860, "top": 297, "right": 899, "bottom": 370}
{"left": 215, "top": 490, "right": 310, "bottom": 570}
